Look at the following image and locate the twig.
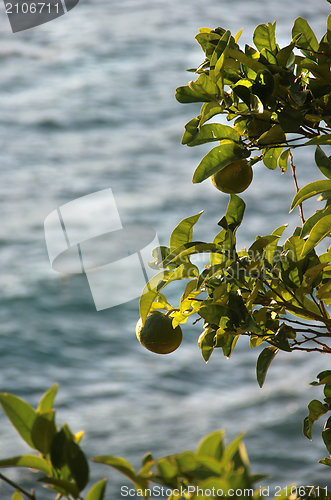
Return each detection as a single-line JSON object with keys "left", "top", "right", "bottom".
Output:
{"left": 291, "top": 346, "right": 327, "bottom": 353}
{"left": 0, "top": 472, "right": 36, "bottom": 499}
{"left": 289, "top": 151, "right": 305, "bottom": 224}
{"left": 280, "top": 317, "right": 326, "bottom": 328}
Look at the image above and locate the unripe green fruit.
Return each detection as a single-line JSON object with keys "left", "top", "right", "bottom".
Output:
{"left": 136, "top": 311, "right": 182, "bottom": 355}
{"left": 210, "top": 159, "right": 253, "bottom": 194}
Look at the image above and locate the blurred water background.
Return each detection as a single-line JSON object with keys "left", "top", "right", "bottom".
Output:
{"left": 0, "top": 0, "right": 330, "bottom": 497}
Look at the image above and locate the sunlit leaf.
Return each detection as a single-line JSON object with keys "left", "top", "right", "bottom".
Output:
{"left": 253, "top": 22, "right": 277, "bottom": 54}
{"left": 186, "top": 123, "right": 241, "bottom": 147}
{"left": 170, "top": 212, "right": 203, "bottom": 251}
{"left": 301, "top": 214, "right": 331, "bottom": 257}
{"left": 0, "top": 454, "right": 51, "bottom": 475}
{"left": 290, "top": 180, "right": 331, "bottom": 211}
{"left": 92, "top": 456, "right": 137, "bottom": 483}
{"left": 196, "top": 430, "right": 225, "bottom": 461}
{"left": 218, "top": 194, "right": 246, "bottom": 232}
{"left": 37, "top": 384, "right": 58, "bottom": 413}
{"left": 292, "top": 17, "right": 319, "bottom": 53}
{"left": 0, "top": 393, "right": 37, "bottom": 449}
{"left": 85, "top": 479, "right": 108, "bottom": 500}
{"left": 300, "top": 206, "right": 331, "bottom": 237}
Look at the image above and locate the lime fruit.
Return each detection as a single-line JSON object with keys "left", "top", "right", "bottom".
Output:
{"left": 136, "top": 311, "right": 182, "bottom": 354}
{"left": 210, "top": 159, "right": 253, "bottom": 194}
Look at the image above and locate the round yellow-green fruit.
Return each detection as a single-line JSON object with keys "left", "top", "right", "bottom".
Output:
{"left": 210, "top": 159, "right": 253, "bottom": 194}
{"left": 136, "top": 311, "right": 182, "bottom": 354}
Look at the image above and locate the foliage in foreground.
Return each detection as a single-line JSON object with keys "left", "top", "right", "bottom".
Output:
{"left": 138, "top": 12, "right": 331, "bottom": 467}
{"left": 0, "top": 386, "right": 329, "bottom": 499}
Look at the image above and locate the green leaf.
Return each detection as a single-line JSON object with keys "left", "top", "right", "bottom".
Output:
{"left": 263, "top": 147, "right": 282, "bottom": 170}
{"left": 322, "top": 417, "right": 331, "bottom": 454}
{"left": 0, "top": 393, "right": 37, "bottom": 449}
{"left": 257, "top": 125, "right": 286, "bottom": 145}
{"left": 196, "top": 430, "right": 225, "bottom": 461}
{"left": 218, "top": 194, "right": 246, "bottom": 232}
{"left": 37, "top": 384, "right": 58, "bottom": 413}
{"left": 292, "top": 17, "right": 319, "bottom": 53}
{"left": 256, "top": 346, "right": 279, "bottom": 388}
{"left": 39, "top": 477, "right": 80, "bottom": 498}
{"left": 11, "top": 492, "right": 24, "bottom": 500}
{"left": 315, "top": 146, "right": 331, "bottom": 179}
{"left": 170, "top": 212, "right": 203, "bottom": 251}
{"left": 31, "top": 411, "right": 57, "bottom": 456}
{"left": 193, "top": 140, "right": 249, "bottom": 183}
{"left": 200, "top": 101, "right": 224, "bottom": 126}
{"left": 175, "top": 85, "right": 208, "bottom": 103}
{"left": 305, "top": 134, "right": 331, "bottom": 146}
{"left": 66, "top": 440, "right": 89, "bottom": 491}
{"left": 253, "top": 22, "right": 277, "bottom": 54}
{"left": 227, "top": 47, "right": 268, "bottom": 74}
{"left": 290, "top": 180, "right": 331, "bottom": 211}
{"left": 186, "top": 123, "right": 241, "bottom": 147}
{"left": 0, "top": 454, "right": 51, "bottom": 475}
{"left": 85, "top": 479, "right": 107, "bottom": 500}
{"left": 301, "top": 206, "right": 331, "bottom": 237}
{"left": 278, "top": 148, "right": 290, "bottom": 173}
{"left": 303, "top": 400, "right": 329, "bottom": 440}
{"left": 319, "top": 457, "right": 331, "bottom": 467}
{"left": 198, "top": 327, "right": 215, "bottom": 362}
{"left": 92, "top": 456, "right": 137, "bottom": 483}
{"left": 301, "top": 214, "right": 331, "bottom": 257}
{"left": 249, "top": 235, "right": 278, "bottom": 256}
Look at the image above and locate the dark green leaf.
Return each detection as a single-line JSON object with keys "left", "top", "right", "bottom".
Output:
{"left": 0, "top": 454, "right": 51, "bottom": 475}
{"left": 31, "top": 411, "right": 57, "bottom": 456}
{"left": 66, "top": 440, "right": 89, "bottom": 491}
{"left": 303, "top": 400, "right": 329, "bottom": 440}
{"left": 85, "top": 479, "right": 107, "bottom": 500}
{"left": 315, "top": 146, "right": 331, "bottom": 179}
{"left": 256, "top": 346, "right": 279, "bottom": 388}
{"left": 170, "top": 212, "right": 203, "bottom": 251}
{"left": 0, "top": 393, "right": 37, "bottom": 449}
{"left": 290, "top": 180, "right": 331, "bottom": 211}
{"left": 193, "top": 140, "right": 249, "bottom": 183}
{"left": 322, "top": 417, "right": 331, "bottom": 454}
{"left": 257, "top": 125, "right": 286, "bottom": 145}
{"left": 198, "top": 327, "right": 215, "bottom": 362}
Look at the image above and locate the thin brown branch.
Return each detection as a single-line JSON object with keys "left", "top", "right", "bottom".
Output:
{"left": 0, "top": 473, "right": 36, "bottom": 499}
{"left": 289, "top": 151, "right": 305, "bottom": 224}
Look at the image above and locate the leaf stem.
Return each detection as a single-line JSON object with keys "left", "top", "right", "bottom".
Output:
{"left": 0, "top": 473, "right": 36, "bottom": 499}
{"left": 289, "top": 151, "right": 305, "bottom": 224}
